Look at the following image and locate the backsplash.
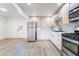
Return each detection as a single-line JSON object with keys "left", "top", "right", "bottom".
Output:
{"left": 61, "top": 21, "right": 79, "bottom": 33}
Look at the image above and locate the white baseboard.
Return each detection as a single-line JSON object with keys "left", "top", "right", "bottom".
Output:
{"left": 0, "top": 37, "right": 6, "bottom": 40}
{"left": 0, "top": 35, "right": 6, "bottom": 40}
{"left": 0, "top": 36, "right": 27, "bottom": 40}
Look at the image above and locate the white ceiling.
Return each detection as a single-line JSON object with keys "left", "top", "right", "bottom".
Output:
{"left": 0, "top": 3, "right": 62, "bottom": 18}
{"left": 18, "top": 3, "right": 58, "bottom": 16}
{"left": 0, "top": 3, "right": 25, "bottom": 18}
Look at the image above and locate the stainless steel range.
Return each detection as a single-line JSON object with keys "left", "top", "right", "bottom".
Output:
{"left": 62, "top": 33, "right": 79, "bottom": 56}
{"left": 62, "top": 3, "right": 79, "bottom": 56}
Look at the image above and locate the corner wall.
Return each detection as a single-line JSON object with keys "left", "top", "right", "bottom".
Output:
{"left": 6, "top": 18, "right": 27, "bottom": 38}
{"left": 0, "top": 16, "right": 6, "bottom": 40}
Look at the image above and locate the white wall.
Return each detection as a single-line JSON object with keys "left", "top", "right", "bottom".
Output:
{"left": 6, "top": 18, "right": 27, "bottom": 38}
{"left": 61, "top": 21, "right": 79, "bottom": 33}
{"left": 6, "top": 18, "right": 50, "bottom": 40}
{"left": 0, "top": 16, "right": 6, "bottom": 40}
{"left": 0, "top": 16, "right": 51, "bottom": 40}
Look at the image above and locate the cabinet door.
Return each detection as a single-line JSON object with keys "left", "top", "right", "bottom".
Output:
{"left": 50, "top": 32, "right": 62, "bottom": 50}
{"left": 37, "top": 27, "right": 50, "bottom": 40}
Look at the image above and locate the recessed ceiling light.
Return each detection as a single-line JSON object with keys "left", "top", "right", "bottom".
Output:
{"left": 0, "top": 8, "right": 7, "bottom": 12}
{"left": 27, "top": 3, "right": 31, "bottom": 5}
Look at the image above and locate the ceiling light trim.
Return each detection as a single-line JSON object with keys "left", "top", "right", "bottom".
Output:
{"left": 12, "top": 3, "right": 28, "bottom": 18}
{"left": 0, "top": 8, "right": 7, "bottom": 12}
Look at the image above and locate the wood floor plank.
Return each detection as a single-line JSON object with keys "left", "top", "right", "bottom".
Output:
{"left": 0, "top": 39, "right": 61, "bottom": 56}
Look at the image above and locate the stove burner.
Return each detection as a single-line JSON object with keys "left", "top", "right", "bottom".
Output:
{"left": 62, "top": 33, "right": 79, "bottom": 41}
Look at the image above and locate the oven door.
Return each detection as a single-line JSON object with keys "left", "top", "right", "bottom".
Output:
{"left": 62, "top": 39, "right": 79, "bottom": 55}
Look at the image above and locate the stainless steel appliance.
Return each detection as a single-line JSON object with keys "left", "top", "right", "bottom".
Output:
{"left": 27, "top": 22, "right": 37, "bottom": 41}
{"left": 74, "top": 26, "right": 79, "bottom": 33}
{"left": 62, "top": 33, "right": 79, "bottom": 56}
{"left": 69, "top": 3, "right": 79, "bottom": 22}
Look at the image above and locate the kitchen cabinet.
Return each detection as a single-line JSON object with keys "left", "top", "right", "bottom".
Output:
{"left": 55, "top": 4, "right": 69, "bottom": 25}
{"left": 37, "top": 27, "right": 51, "bottom": 40}
{"left": 50, "top": 31, "right": 64, "bottom": 50}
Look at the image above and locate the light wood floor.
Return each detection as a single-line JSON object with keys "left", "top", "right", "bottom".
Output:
{"left": 0, "top": 38, "right": 61, "bottom": 56}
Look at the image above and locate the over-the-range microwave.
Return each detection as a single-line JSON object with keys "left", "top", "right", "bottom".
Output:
{"left": 69, "top": 3, "right": 79, "bottom": 22}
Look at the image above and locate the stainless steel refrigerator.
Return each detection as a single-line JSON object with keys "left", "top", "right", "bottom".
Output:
{"left": 27, "top": 22, "right": 37, "bottom": 41}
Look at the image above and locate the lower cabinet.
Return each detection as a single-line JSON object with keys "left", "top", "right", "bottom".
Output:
{"left": 50, "top": 32, "right": 63, "bottom": 50}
